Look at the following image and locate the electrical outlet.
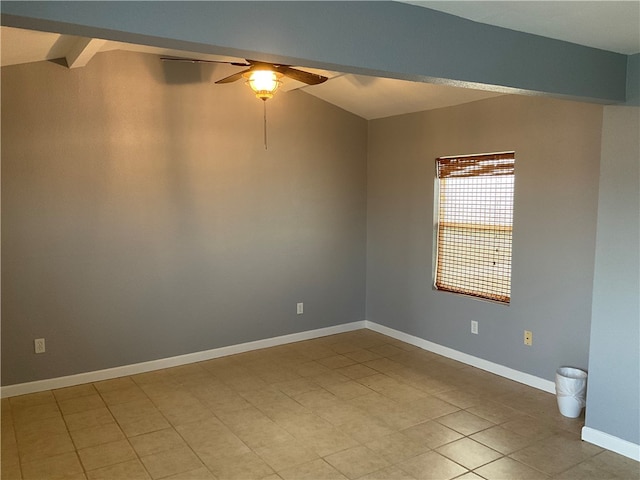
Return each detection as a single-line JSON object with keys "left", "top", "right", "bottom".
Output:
{"left": 34, "top": 338, "right": 46, "bottom": 354}
{"left": 296, "top": 302, "right": 304, "bottom": 315}
{"left": 524, "top": 330, "right": 533, "bottom": 346}
{"left": 471, "top": 320, "right": 478, "bottom": 335}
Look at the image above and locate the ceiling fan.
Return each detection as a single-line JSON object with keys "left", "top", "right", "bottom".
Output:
{"left": 160, "top": 57, "right": 329, "bottom": 149}
{"left": 160, "top": 57, "right": 328, "bottom": 100}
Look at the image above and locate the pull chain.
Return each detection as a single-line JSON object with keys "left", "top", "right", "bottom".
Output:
{"left": 263, "top": 100, "right": 268, "bottom": 150}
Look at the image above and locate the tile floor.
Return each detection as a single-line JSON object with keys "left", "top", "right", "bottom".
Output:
{"left": 2, "top": 329, "right": 639, "bottom": 479}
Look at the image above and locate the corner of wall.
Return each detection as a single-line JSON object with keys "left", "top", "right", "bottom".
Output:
{"left": 625, "top": 54, "right": 640, "bottom": 106}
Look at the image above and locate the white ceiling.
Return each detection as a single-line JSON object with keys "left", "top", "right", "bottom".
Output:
{"left": 406, "top": 1, "right": 640, "bottom": 55}
{"left": 2, "top": 2, "right": 638, "bottom": 119}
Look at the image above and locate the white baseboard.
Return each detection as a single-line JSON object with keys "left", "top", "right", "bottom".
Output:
{"left": 365, "top": 320, "right": 556, "bottom": 394}
{"left": 2, "top": 320, "right": 556, "bottom": 398}
{"left": 0, "top": 319, "right": 557, "bottom": 398}
{"left": 582, "top": 426, "right": 640, "bottom": 462}
{"left": 0, "top": 321, "right": 366, "bottom": 398}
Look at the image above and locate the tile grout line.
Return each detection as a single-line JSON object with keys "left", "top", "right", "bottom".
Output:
{"left": 93, "top": 381, "right": 155, "bottom": 480}
{"left": 6, "top": 402, "right": 25, "bottom": 480}
{"left": 53, "top": 387, "right": 86, "bottom": 478}
{"left": 109, "top": 376, "right": 219, "bottom": 479}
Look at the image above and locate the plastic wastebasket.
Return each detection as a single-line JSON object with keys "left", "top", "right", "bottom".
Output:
{"left": 555, "top": 367, "right": 587, "bottom": 418}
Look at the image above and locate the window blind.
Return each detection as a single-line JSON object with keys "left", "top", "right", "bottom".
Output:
{"left": 435, "top": 152, "right": 515, "bottom": 303}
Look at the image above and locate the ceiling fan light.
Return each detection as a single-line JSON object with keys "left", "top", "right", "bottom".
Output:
{"left": 244, "top": 69, "right": 282, "bottom": 100}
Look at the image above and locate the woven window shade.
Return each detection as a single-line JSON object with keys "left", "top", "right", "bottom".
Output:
{"left": 435, "top": 152, "right": 515, "bottom": 304}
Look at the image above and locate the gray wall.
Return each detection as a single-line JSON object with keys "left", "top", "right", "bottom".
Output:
{"left": 366, "top": 95, "right": 603, "bottom": 381}
{"left": 1, "top": 50, "right": 368, "bottom": 385}
{"left": 586, "top": 106, "right": 640, "bottom": 445}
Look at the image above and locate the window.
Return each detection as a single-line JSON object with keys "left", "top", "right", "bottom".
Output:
{"left": 434, "top": 152, "right": 515, "bottom": 304}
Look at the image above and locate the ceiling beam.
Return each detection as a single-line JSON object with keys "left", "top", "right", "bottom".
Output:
{"left": 65, "top": 37, "right": 106, "bottom": 68}
{"left": 0, "top": 1, "right": 631, "bottom": 104}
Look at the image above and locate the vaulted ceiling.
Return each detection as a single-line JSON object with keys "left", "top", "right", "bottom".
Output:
{"left": 2, "top": 2, "right": 638, "bottom": 119}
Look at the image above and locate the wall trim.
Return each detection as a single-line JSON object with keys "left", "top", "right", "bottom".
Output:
{"left": 2, "top": 320, "right": 557, "bottom": 398}
{"left": 364, "top": 320, "right": 556, "bottom": 394}
{"left": 1, "top": 321, "right": 366, "bottom": 398}
{"left": 582, "top": 426, "right": 640, "bottom": 462}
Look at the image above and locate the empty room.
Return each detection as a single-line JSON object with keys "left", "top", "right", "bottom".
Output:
{"left": 1, "top": 2, "right": 639, "bottom": 479}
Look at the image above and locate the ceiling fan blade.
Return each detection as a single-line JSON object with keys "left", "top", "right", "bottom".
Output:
{"left": 160, "top": 57, "right": 250, "bottom": 67}
{"left": 215, "top": 69, "right": 250, "bottom": 84}
{"left": 161, "top": 57, "right": 328, "bottom": 87}
{"left": 280, "top": 67, "right": 328, "bottom": 85}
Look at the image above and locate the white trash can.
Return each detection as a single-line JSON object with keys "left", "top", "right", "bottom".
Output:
{"left": 555, "top": 367, "right": 587, "bottom": 418}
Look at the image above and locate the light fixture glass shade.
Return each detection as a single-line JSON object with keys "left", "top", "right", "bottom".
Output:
{"left": 244, "top": 70, "right": 282, "bottom": 100}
